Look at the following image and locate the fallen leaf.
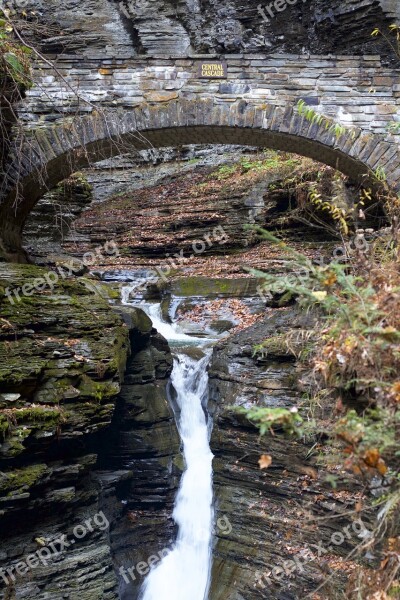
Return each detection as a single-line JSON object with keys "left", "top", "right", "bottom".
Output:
{"left": 380, "top": 557, "right": 389, "bottom": 569}
{"left": 376, "top": 458, "right": 388, "bottom": 476}
{"left": 323, "top": 273, "right": 337, "bottom": 287}
{"left": 299, "top": 466, "right": 318, "bottom": 479}
{"left": 363, "top": 448, "right": 380, "bottom": 468}
{"left": 35, "top": 537, "right": 46, "bottom": 547}
{"left": 258, "top": 454, "right": 272, "bottom": 470}
{"left": 355, "top": 501, "right": 363, "bottom": 513}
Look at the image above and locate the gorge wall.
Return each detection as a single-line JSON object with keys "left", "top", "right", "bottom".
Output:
{"left": 0, "top": 268, "right": 180, "bottom": 599}
{"left": 209, "top": 308, "right": 368, "bottom": 600}
{"left": 15, "top": 0, "right": 400, "bottom": 58}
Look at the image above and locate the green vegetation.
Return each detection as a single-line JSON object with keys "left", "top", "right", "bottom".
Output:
{"left": 371, "top": 23, "right": 400, "bottom": 59}
{"left": 252, "top": 332, "right": 314, "bottom": 363}
{"left": 296, "top": 99, "right": 355, "bottom": 139}
{"left": 0, "top": 463, "right": 47, "bottom": 495}
{"left": 0, "top": 406, "right": 64, "bottom": 439}
{"left": 0, "top": 12, "right": 32, "bottom": 91}
{"left": 252, "top": 334, "right": 289, "bottom": 358}
{"left": 209, "top": 151, "right": 303, "bottom": 181}
{"left": 235, "top": 405, "right": 303, "bottom": 436}
{"left": 214, "top": 164, "right": 237, "bottom": 180}
{"left": 78, "top": 375, "right": 120, "bottom": 403}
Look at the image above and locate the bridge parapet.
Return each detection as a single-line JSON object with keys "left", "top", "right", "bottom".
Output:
{"left": 22, "top": 54, "right": 400, "bottom": 135}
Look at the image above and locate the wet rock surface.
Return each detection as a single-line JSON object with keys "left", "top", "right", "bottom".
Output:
{"left": 98, "top": 309, "right": 181, "bottom": 600}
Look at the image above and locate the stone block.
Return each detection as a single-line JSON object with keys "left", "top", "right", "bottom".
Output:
{"left": 144, "top": 91, "right": 179, "bottom": 103}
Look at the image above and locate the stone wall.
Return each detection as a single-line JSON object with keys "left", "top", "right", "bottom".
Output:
{"left": 22, "top": 54, "right": 400, "bottom": 134}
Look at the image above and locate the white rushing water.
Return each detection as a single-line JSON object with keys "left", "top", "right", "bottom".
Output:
{"left": 140, "top": 351, "right": 214, "bottom": 600}
{"left": 121, "top": 285, "right": 215, "bottom": 600}
{"left": 121, "top": 283, "right": 198, "bottom": 343}
{"left": 144, "top": 302, "right": 196, "bottom": 343}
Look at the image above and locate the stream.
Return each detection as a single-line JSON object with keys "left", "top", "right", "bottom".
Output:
{"left": 122, "top": 289, "right": 215, "bottom": 600}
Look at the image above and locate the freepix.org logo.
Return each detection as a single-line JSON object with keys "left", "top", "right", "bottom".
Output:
{"left": 257, "top": 0, "right": 308, "bottom": 23}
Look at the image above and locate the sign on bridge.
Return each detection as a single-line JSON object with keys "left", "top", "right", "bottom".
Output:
{"left": 198, "top": 61, "right": 227, "bottom": 79}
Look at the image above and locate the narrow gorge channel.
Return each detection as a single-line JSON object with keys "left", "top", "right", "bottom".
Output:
{"left": 122, "top": 294, "right": 215, "bottom": 600}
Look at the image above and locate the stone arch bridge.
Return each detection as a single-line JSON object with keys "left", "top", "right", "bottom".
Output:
{"left": 1, "top": 53, "right": 400, "bottom": 261}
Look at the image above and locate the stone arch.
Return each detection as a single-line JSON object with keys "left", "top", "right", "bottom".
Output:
{"left": 1, "top": 98, "right": 399, "bottom": 261}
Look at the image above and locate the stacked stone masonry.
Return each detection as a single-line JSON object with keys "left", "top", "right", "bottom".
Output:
{"left": 23, "top": 54, "right": 400, "bottom": 134}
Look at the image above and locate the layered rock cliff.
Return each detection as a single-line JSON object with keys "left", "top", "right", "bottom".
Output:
{"left": 15, "top": 0, "right": 399, "bottom": 59}
{"left": 209, "top": 308, "right": 370, "bottom": 600}
{"left": 23, "top": 149, "right": 353, "bottom": 273}
{"left": 0, "top": 265, "right": 180, "bottom": 599}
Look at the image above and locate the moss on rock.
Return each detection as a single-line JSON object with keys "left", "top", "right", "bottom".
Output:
{"left": 0, "top": 464, "right": 48, "bottom": 495}
{"left": 0, "top": 263, "right": 129, "bottom": 460}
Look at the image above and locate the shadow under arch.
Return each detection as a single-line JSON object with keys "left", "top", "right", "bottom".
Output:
{"left": 1, "top": 99, "right": 399, "bottom": 261}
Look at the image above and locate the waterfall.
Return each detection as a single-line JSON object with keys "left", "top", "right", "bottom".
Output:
{"left": 120, "top": 286, "right": 215, "bottom": 599}
{"left": 121, "top": 287, "right": 198, "bottom": 343}
{"left": 144, "top": 303, "right": 195, "bottom": 343}
{"left": 140, "top": 352, "right": 214, "bottom": 600}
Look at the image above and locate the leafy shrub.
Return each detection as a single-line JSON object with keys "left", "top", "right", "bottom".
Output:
{"left": 234, "top": 405, "right": 304, "bottom": 436}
